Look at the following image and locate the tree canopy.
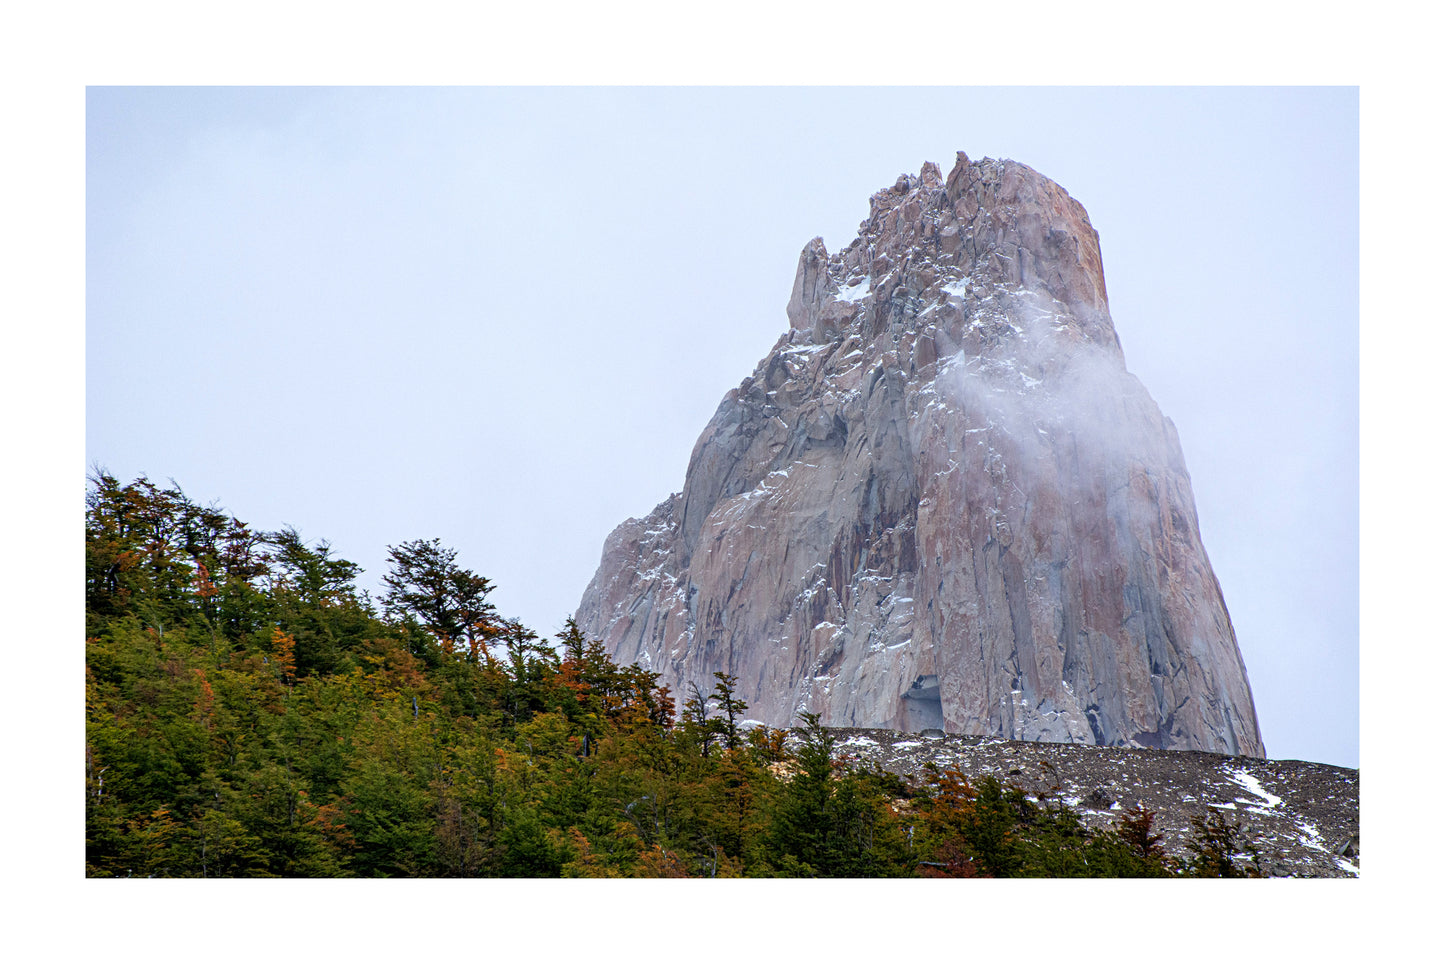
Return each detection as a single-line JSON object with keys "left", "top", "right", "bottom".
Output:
{"left": 85, "top": 471, "right": 1259, "bottom": 878}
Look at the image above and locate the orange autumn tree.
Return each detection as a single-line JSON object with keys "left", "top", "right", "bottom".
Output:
{"left": 271, "top": 628, "right": 297, "bottom": 686}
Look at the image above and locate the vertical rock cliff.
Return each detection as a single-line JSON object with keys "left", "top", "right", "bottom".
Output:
{"left": 576, "top": 153, "right": 1265, "bottom": 757}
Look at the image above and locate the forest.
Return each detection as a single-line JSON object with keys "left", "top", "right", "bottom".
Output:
{"left": 85, "top": 471, "right": 1261, "bottom": 878}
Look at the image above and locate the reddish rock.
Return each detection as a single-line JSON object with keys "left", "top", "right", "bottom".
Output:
{"left": 576, "top": 155, "right": 1265, "bottom": 757}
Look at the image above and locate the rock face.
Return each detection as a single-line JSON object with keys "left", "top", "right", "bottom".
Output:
{"left": 819, "top": 729, "right": 1355, "bottom": 877}
{"left": 576, "top": 153, "right": 1264, "bottom": 757}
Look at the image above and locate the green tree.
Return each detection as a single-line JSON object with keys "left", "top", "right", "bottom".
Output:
{"left": 914, "top": 770, "right": 1024, "bottom": 877}
{"left": 678, "top": 682, "right": 723, "bottom": 758}
{"left": 338, "top": 698, "right": 441, "bottom": 876}
{"left": 381, "top": 539, "right": 498, "bottom": 661}
{"left": 710, "top": 672, "right": 748, "bottom": 751}
{"left": 764, "top": 714, "right": 912, "bottom": 877}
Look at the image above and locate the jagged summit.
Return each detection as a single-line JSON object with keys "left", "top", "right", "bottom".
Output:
{"left": 790, "top": 153, "right": 1113, "bottom": 353}
{"left": 577, "top": 153, "right": 1264, "bottom": 758}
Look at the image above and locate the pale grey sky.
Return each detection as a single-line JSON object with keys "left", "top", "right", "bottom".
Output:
{"left": 86, "top": 86, "right": 1358, "bottom": 767}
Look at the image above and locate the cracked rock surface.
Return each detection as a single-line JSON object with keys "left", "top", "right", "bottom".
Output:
{"left": 577, "top": 153, "right": 1264, "bottom": 757}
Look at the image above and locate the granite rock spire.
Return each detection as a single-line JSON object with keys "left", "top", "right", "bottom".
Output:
{"left": 576, "top": 153, "right": 1264, "bottom": 757}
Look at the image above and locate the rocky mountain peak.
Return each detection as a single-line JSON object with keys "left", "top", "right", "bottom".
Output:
{"left": 790, "top": 153, "right": 1114, "bottom": 356}
{"left": 578, "top": 154, "right": 1264, "bottom": 758}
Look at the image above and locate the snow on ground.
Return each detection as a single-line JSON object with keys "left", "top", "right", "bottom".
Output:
{"left": 1294, "top": 819, "right": 1330, "bottom": 853}
{"left": 1225, "top": 767, "right": 1283, "bottom": 809}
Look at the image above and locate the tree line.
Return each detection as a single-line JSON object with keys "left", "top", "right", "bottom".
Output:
{"left": 85, "top": 471, "right": 1262, "bottom": 877}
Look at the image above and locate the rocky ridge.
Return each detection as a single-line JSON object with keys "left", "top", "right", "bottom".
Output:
{"left": 578, "top": 152, "right": 1264, "bottom": 757}
{"left": 812, "top": 726, "right": 1358, "bottom": 878}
